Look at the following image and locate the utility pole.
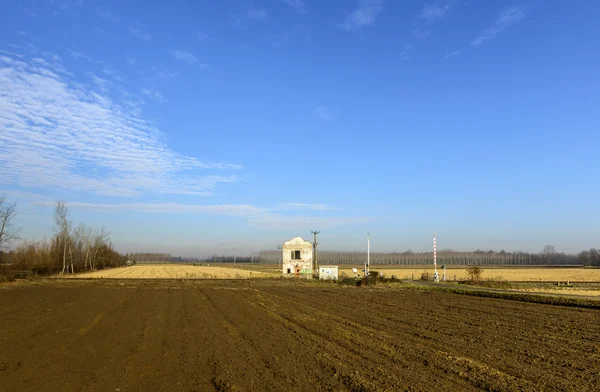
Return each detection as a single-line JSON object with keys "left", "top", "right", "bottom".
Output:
{"left": 311, "top": 230, "right": 320, "bottom": 272}
{"left": 234, "top": 246, "right": 237, "bottom": 267}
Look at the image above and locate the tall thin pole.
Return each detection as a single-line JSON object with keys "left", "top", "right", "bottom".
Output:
{"left": 311, "top": 230, "right": 319, "bottom": 272}
{"left": 433, "top": 231, "right": 437, "bottom": 272}
{"left": 234, "top": 246, "right": 237, "bottom": 267}
{"left": 433, "top": 231, "right": 439, "bottom": 282}
{"left": 367, "top": 233, "right": 370, "bottom": 276}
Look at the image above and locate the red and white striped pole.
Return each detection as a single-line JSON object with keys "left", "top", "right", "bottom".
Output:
{"left": 433, "top": 231, "right": 439, "bottom": 281}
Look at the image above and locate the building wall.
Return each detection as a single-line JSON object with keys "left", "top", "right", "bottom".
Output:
{"left": 319, "top": 265, "right": 339, "bottom": 280}
{"left": 282, "top": 237, "right": 313, "bottom": 276}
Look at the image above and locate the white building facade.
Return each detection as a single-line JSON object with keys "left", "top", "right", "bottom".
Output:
{"left": 282, "top": 237, "right": 313, "bottom": 278}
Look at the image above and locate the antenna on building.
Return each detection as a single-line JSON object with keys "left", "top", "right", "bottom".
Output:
{"left": 311, "top": 230, "right": 320, "bottom": 272}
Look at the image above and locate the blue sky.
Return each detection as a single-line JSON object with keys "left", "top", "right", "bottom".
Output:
{"left": 1, "top": 0, "right": 599, "bottom": 256}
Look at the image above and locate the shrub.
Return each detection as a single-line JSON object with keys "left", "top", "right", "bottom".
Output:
{"left": 466, "top": 266, "right": 483, "bottom": 283}
{"left": 339, "top": 277, "right": 358, "bottom": 286}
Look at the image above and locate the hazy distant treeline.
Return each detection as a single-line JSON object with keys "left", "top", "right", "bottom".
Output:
{"left": 255, "top": 248, "right": 598, "bottom": 266}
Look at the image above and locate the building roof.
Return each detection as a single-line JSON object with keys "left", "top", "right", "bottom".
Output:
{"left": 283, "top": 237, "right": 312, "bottom": 246}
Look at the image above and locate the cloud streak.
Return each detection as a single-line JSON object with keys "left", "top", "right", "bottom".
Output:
{"left": 34, "top": 200, "right": 372, "bottom": 230}
{"left": 471, "top": 5, "right": 530, "bottom": 46}
{"left": 0, "top": 52, "right": 240, "bottom": 197}
{"left": 314, "top": 106, "right": 341, "bottom": 120}
{"left": 67, "top": 48, "right": 92, "bottom": 61}
{"left": 421, "top": 1, "right": 453, "bottom": 23}
{"left": 129, "top": 23, "right": 151, "bottom": 41}
{"left": 247, "top": 7, "right": 269, "bottom": 21}
{"left": 282, "top": 0, "right": 306, "bottom": 13}
{"left": 339, "top": 0, "right": 384, "bottom": 31}
{"left": 445, "top": 50, "right": 460, "bottom": 59}
{"left": 275, "top": 203, "right": 338, "bottom": 211}
{"left": 97, "top": 7, "right": 119, "bottom": 23}
{"left": 170, "top": 50, "right": 198, "bottom": 64}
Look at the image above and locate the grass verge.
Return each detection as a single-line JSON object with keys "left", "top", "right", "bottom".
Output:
{"left": 400, "top": 282, "right": 600, "bottom": 309}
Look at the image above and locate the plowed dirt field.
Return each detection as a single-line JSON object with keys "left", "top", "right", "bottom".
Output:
{"left": 1, "top": 280, "right": 598, "bottom": 391}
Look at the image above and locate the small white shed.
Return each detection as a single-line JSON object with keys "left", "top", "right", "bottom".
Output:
{"left": 319, "top": 265, "right": 339, "bottom": 280}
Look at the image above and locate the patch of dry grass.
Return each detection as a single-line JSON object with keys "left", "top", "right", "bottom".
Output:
{"left": 65, "top": 265, "right": 279, "bottom": 279}
{"left": 339, "top": 267, "right": 600, "bottom": 282}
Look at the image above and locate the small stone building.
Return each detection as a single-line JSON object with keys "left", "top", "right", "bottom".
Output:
{"left": 282, "top": 237, "right": 313, "bottom": 277}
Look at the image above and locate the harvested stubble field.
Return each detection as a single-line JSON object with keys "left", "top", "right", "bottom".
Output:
{"left": 339, "top": 266, "right": 600, "bottom": 282}
{"left": 1, "top": 280, "right": 599, "bottom": 391}
{"left": 67, "top": 264, "right": 278, "bottom": 279}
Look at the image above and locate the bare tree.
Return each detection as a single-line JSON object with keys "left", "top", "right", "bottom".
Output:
{"left": 541, "top": 245, "right": 556, "bottom": 264}
{"left": 54, "top": 201, "right": 72, "bottom": 274}
{"left": 91, "top": 227, "right": 110, "bottom": 270}
{"left": 76, "top": 224, "right": 94, "bottom": 271}
{"left": 0, "top": 195, "right": 22, "bottom": 252}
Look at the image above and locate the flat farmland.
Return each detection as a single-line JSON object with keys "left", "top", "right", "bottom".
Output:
{"left": 339, "top": 266, "right": 600, "bottom": 282}
{"left": 1, "top": 280, "right": 599, "bottom": 391}
{"left": 67, "top": 264, "right": 278, "bottom": 279}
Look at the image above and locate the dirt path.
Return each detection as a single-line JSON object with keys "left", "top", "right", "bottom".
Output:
{"left": 0, "top": 280, "right": 598, "bottom": 391}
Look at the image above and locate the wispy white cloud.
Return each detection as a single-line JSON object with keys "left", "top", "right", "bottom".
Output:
{"left": 48, "top": 0, "right": 82, "bottom": 17}
{"left": 20, "top": 6, "right": 39, "bottom": 18}
{"left": 444, "top": 50, "right": 460, "bottom": 59}
{"left": 129, "top": 23, "right": 151, "bottom": 41}
{"left": 0, "top": 52, "right": 240, "bottom": 197}
{"left": 282, "top": 0, "right": 306, "bottom": 13}
{"left": 421, "top": 1, "right": 453, "bottom": 23}
{"left": 249, "top": 214, "right": 374, "bottom": 230}
{"left": 67, "top": 48, "right": 92, "bottom": 61}
{"left": 141, "top": 87, "right": 166, "bottom": 103}
{"left": 413, "top": 28, "right": 430, "bottom": 40}
{"left": 87, "top": 72, "right": 111, "bottom": 91}
{"left": 247, "top": 7, "right": 269, "bottom": 21}
{"left": 153, "top": 69, "right": 178, "bottom": 79}
{"left": 339, "top": 0, "right": 384, "bottom": 31}
{"left": 170, "top": 50, "right": 205, "bottom": 66}
{"left": 34, "top": 201, "right": 373, "bottom": 230}
{"left": 275, "top": 203, "right": 338, "bottom": 211}
{"left": 471, "top": 5, "right": 530, "bottom": 46}
{"left": 37, "top": 201, "right": 262, "bottom": 216}
{"left": 314, "top": 106, "right": 338, "bottom": 120}
{"left": 97, "top": 6, "right": 119, "bottom": 23}
{"left": 196, "top": 31, "right": 212, "bottom": 41}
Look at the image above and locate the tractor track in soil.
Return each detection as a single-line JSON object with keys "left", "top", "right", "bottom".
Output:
{"left": 0, "top": 279, "right": 599, "bottom": 391}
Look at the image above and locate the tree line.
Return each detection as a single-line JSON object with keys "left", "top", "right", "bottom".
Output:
{"left": 0, "top": 197, "right": 125, "bottom": 277}
{"left": 256, "top": 245, "right": 597, "bottom": 266}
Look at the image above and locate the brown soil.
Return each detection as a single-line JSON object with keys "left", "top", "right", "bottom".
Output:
{"left": 1, "top": 280, "right": 598, "bottom": 391}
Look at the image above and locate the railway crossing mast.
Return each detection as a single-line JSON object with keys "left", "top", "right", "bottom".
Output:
{"left": 433, "top": 231, "right": 439, "bottom": 282}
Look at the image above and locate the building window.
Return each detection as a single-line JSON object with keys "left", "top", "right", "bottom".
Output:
{"left": 291, "top": 250, "right": 301, "bottom": 260}
{"left": 287, "top": 268, "right": 291, "bottom": 274}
